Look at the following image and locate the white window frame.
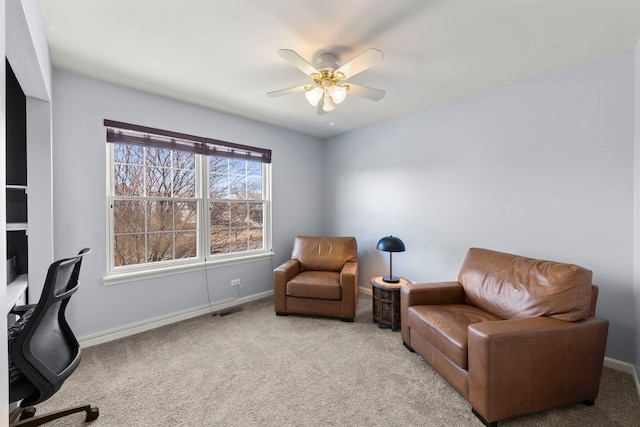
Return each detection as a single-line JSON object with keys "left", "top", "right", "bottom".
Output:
{"left": 104, "top": 143, "right": 272, "bottom": 285}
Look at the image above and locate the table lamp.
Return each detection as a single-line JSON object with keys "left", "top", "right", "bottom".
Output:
{"left": 377, "top": 235, "right": 406, "bottom": 283}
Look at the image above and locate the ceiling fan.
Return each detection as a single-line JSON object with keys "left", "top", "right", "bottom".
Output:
{"left": 267, "top": 48, "right": 385, "bottom": 114}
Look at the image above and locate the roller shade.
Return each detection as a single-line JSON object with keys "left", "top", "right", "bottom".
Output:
{"left": 104, "top": 119, "right": 272, "bottom": 164}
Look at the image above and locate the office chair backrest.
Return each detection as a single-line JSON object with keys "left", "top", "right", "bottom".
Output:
{"left": 10, "top": 248, "right": 91, "bottom": 406}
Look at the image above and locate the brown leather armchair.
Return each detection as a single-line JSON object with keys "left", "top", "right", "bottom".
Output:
{"left": 273, "top": 236, "right": 358, "bottom": 321}
{"left": 401, "top": 248, "right": 609, "bottom": 426}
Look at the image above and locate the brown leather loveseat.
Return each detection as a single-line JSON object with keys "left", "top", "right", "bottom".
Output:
{"left": 273, "top": 236, "right": 358, "bottom": 321}
{"left": 401, "top": 248, "right": 609, "bottom": 426}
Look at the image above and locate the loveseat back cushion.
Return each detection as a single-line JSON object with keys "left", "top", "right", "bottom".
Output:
{"left": 458, "top": 248, "right": 593, "bottom": 321}
{"left": 292, "top": 236, "right": 357, "bottom": 272}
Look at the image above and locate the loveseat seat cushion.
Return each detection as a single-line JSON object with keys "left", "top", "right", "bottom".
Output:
{"left": 407, "top": 304, "right": 502, "bottom": 369}
{"left": 286, "top": 271, "right": 342, "bottom": 300}
{"left": 292, "top": 236, "right": 358, "bottom": 272}
{"left": 459, "top": 248, "right": 593, "bottom": 321}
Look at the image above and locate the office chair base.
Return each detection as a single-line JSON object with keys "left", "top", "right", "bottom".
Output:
{"left": 11, "top": 404, "right": 99, "bottom": 426}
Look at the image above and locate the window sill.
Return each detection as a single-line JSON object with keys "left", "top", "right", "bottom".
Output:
{"left": 103, "top": 251, "right": 274, "bottom": 286}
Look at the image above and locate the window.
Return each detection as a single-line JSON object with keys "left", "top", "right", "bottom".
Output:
{"left": 105, "top": 120, "right": 272, "bottom": 276}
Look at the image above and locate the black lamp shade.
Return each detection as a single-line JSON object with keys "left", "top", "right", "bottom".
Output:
{"left": 377, "top": 236, "right": 406, "bottom": 253}
{"left": 376, "top": 236, "right": 405, "bottom": 283}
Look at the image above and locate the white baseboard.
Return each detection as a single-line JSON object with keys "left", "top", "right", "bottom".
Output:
{"left": 359, "top": 286, "right": 372, "bottom": 296}
{"left": 604, "top": 357, "right": 640, "bottom": 399}
{"left": 79, "top": 290, "right": 273, "bottom": 348}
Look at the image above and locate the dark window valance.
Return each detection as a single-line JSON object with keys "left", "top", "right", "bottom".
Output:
{"left": 104, "top": 119, "right": 272, "bottom": 164}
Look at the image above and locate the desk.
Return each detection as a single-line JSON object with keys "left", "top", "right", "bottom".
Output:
{"left": 371, "top": 276, "right": 409, "bottom": 331}
{"left": 6, "top": 274, "right": 28, "bottom": 312}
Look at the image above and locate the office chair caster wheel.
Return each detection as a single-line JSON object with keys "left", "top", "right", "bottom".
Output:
{"left": 85, "top": 406, "right": 100, "bottom": 422}
{"left": 19, "top": 407, "right": 36, "bottom": 420}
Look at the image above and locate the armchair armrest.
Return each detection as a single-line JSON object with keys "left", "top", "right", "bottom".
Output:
{"left": 401, "top": 281, "right": 465, "bottom": 346}
{"left": 467, "top": 316, "right": 609, "bottom": 424}
{"left": 340, "top": 261, "right": 358, "bottom": 286}
{"left": 340, "top": 261, "right": 359, "bottom": 320}
{"left": 273, "top": 259, "right": 301, "bottom": 313}
{"left": 339, "top": 261, "right": 358, "bottom": 320}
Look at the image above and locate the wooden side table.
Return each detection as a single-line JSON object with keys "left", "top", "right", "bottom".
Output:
{"left": 371, "top": 276, "right": 410, "bottom": 331}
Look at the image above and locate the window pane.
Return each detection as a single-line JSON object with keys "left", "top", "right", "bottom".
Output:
{"left": 230, "top": 228, "right": 249, "bottom": 252}
{"left": 114, "top": 143, "right": 144, "bottom": 165}
{"left": 146, "top": 147, "right": 172, "bottom": 168}
{"left": 175, "top": 201, "right": 197, "bottom": 230}
{"left": 229, "top": 158, "right": 246, "bottom": 175}
{"left": 114, "top": 200, "right": 145, "bottom": 233}
{"left": 229, "top": 175, "right": 247, "bottom": 199}
{"left": 211, "top": 201, "right": 230, "bottom": 227}
{"left": 175, "top": 232, "right": 197, "bottom": 259}
{"left": 174, "top": 168, "right": 196, "bottom": 197}
{"left": 230, "top": 203, "right": 248, "bottom": 229}
{"left": 246, "top": 160, "right": 261, "bottom": 176}
{"left": 148, "top": 200, "right": 174, "bottom": 232}
{"left": 249, "top": 202, "right": 263, "bottom": 227}
{"left": 114, "top": 164, "right": 144, "bottom": 196}
{"left": 210, "top": 173, "right": 229, "bottom": 198}
{"left": 207, "top": 156, "right": 265, "bottom": 257}
{"left": 210, "top": 156, "right": 228, "bottom": 175}
{"left": 174, "top": 151, "right": 195, "bottom": 170}
{"left": 147, "top": 232, "right": 173, "bottom": 262}
{"left": 174, "top": 151, "right": 196, "bottom": 197}
{"left": 146, "top": 167, "right": 172, "bottom": 197}
{"left": 114, "top": 234, "right": 145, "bottom": 267}
{"left": 248, "top": 228, "right": 263, "bottom": 250}
{"left": 246, "top": 177, "right": 262, "bottom": 200}
{"left": 211, "top": 228, "right": 231, "bottom": 254}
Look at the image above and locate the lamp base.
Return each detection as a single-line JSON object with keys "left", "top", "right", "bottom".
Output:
{"left": 382, "top": 275, "right": 400, "bottom": 283}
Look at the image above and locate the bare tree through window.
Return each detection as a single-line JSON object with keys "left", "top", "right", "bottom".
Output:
{"left": 111, "top": 143, "right": 265, "bottom": 268}
{"left": 113, "top": 144, "right": 198, "bottom": 266}
{"left": 209, "top": 157, "right": 264, "bottom": 254}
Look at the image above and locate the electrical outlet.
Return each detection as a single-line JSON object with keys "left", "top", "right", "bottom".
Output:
{"left": 231, "top": 279, "right": 241, "bottom": 287}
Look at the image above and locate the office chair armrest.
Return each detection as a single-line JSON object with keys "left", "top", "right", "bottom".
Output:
{"left": 10, "top": 304, "right": 36, "bottom": 316}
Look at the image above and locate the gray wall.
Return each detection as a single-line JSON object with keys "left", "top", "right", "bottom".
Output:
{"left": 324, "top": 50, "right": 636, "bottom": 363}
{"left": 52, "top": 70, "right": 325, "bottom": 338}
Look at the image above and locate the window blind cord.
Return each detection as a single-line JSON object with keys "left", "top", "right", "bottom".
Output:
{"left": 204, "top": 250, "right": 275, "bottom": 316}
{"left": 204, "top": 260, "right": 214, "bottom": 314}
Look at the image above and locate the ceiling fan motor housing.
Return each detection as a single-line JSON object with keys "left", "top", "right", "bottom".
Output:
{"left": 315, "top": 53, "right": 339, "bottom": 71}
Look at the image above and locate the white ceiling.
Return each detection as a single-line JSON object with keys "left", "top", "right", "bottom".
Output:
{"left": 40, "top": 0, "right": 640, "bottom": 139}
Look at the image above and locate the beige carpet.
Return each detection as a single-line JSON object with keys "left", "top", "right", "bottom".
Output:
{"left": 34, "top": 296, "right": 640, "bottom": 426}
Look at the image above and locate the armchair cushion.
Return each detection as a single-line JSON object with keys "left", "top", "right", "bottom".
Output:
{"left": 459, "top": 248, "right": 593, "bottom": 321}
{"left": 287, "top": 271, "right": 341, "bottom": 300}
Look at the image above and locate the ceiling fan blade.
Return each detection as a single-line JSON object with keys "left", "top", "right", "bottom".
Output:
{"left": 266, "top": 85, "right": 308, "bottom": 97}
{"left": 277, "top": 49, "right": 319, "bottom": 77}
{"left": 346, "top": 83, "right": 386, "bottom": 101}
{"left": 335, "top": 48, "right": 384, "bottom": 80}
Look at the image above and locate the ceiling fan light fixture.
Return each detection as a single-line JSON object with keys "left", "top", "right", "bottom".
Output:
{"left": 328, "top": 84, "right": 347, "bottom": 104}
{"left": 269, "top": 48, "right": 385, "bottom": 114}
{"left": 305, "top": 86, "right": 324, "bottom": 106}
{"left": 322, "top": 94, "right": 336, "bottom": 112}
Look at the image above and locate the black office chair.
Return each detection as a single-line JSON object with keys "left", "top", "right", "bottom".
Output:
{"left": 8, "top": 248, "right": 99, "bottom": 426}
